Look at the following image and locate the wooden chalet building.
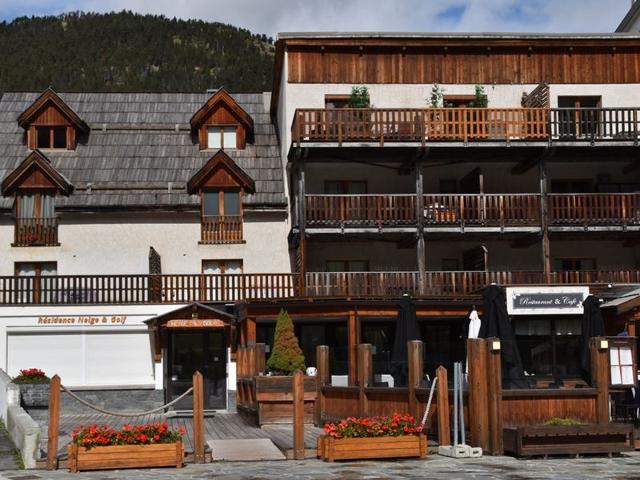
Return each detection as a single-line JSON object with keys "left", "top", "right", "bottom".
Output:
{"left": 2, "top": 32, "right": 640, "bottom": 414}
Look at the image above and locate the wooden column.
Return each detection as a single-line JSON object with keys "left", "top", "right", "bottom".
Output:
{"left": 315, "top": 345, "right": 330, "bottom": 426}
{"left": 245, "top": 317, "right": 257, "bottom": 347}
{"left": 467, "top": 339, "right": 489, "bottom": 450}
{"left": 192, "top": 371, "right": 205, "bottom": 463}
{"left": 255, "top": 343, "right": 266, "bottom": 375}
{"left": 416, "top": 158, "right": 426, "bottom": 294}
{"left": 46, "top": 374, "right": 61, "bottom": 470}
{"left": 590, "top": 337, "right": 610, "bottom": 425}
{"left": 436, "top": 366, "right": 451, "bottom": 446}
{"left": 293, "top": 370, "right": 305, "bottom": 459}
{"left": 357, "top": 344, "right": 373, "bottom": 417}
{"left": 539, "top": 151, "right": 551, "bottom": 281}
{"left": 485, "top": 338, "right": 503, "bottom": 455}
{"left": 298, "top": 161, "right": 307, "bottom": 279}
{"left": 347, "top": 310, "right": 358, "bottom": 386}
{"left": 407, "top": 340, "right": 423, "bottom": 420}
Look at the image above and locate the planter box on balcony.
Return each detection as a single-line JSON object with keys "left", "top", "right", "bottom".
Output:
{"left": 67, "top": 441, "right": 184, "bottom": 472}
{"left": 18, "top": 383, "right": 50, "bottom": 408}
{"left": 237, "top": 375, "right": 317, "bottom": 426}
{"left": 317, "top": 434, "right": 427, "bottom": 462}
{"left": 503, "top": 424, "right": 633, "bottom": 457}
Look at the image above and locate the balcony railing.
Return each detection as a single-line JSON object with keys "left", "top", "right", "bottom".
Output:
{"left": 549, "top": 193, "right": 640, "bottom": 226}
{"left": 1, "top": 270, "right": 638, "bottom": 305}
{"left": 292, "top": 107, "right": 640, "bottom": 146}
{"left": 305, "top": 194, "right": 417, "bottom": 227}
{"left": 201, "top": 215, "right": 243, "bottom": 244}
{"left": 14, "top": 217, "right": 58, "bottom": 247}
{"left": 423, "top": 194, "right": 541, "bottom": 227}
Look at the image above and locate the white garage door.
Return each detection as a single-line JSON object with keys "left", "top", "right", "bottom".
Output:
{"left": 7, "top": 330, "right": 155, "bottom": 387}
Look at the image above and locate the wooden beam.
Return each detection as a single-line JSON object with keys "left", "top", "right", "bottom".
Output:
{"left": 316, "top": 345, "right": 330, "bottom": 426}
{"left": 192, "top": 371, "right": 205, "bottom": 463}
{"left": 486, "top": 338, "right": 503, "bottom": 455}
{"left": 539, "top": 153, "right": 551, "bottom": 280}
{"left": 46, "top": 375, "right": 61, "bottom": 470}
{"left": 416, "top": 158, "right": 426, "bottom": 295}
{"left": 293, "top": 370, "right": 305, "bottom": 460}
{"left": 407, "top": 340, "right": 424, "bottom": 420}
{"left": 590, "top": 337, "right": 610, "bottom": 425}
{"left": 357, "top": 344, "right": 373, "bottom": 416}
{"left": 467, "top": 339, "right": 489, "bottom": 450}
{"left": 348, "top": 310, "right": 358, "bottom": 386}
{"left": 436, "top": 366, "right": 451, "bottom": 446}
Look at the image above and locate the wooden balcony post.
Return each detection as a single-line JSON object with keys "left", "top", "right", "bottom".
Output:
{"left": 407, "top": 340, "right": 423, "bottom": 420}
{"left": 298, "top": 160, "right": 307, "bottom": 279}
{"left": 315, "top": 345, "right": 330, "bottom": 426}
{"left": 539, "top": 150, "right": 551, "bottom": 281}
{"left": 416, "top": 157, "right": 426, "bottom": 295}
{"left": 348, "top": 310, "right": 358, "bottom": 386}
{"left": 357, "top": 344, "right": 373, "bottom": 417}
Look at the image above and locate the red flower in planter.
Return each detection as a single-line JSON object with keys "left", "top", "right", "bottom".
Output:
{"left": 324, "top": 413, "right": 423, "bottom": 439}
{"left": 71, "top": 422, "right": 183, "bottom": 449}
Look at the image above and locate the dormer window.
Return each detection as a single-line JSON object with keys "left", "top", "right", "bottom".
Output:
{"left": 187, "top": 151, "right": 255, "bottom": 245}
{"left": 36, "top": 126, "right": 68, "bottom": 149}
{"left": 191, "top": 89, "right": 253, "bottom": 151}
{"left": 17, "top": 88, "right": 89, "bottom": 151}
{"left": 207, "top": 125, "right": 238, "bottom": 150}
{"left": 1, "top": 151, "right": 74, "bottom": 248}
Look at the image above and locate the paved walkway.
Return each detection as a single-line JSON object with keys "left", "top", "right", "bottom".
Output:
{"left": 2, "top": 453, "right": 640, "bottom": 479}
{"left": 0, "top": 423, "right": 19, "bottom": 471}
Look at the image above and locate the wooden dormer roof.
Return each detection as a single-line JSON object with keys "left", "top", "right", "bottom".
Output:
{"left": 1, "top": 150, "right": 74, "bottom": 196}
{"left": 190, "top": 89, "right": 254, "bottom": 132}
{"left": 17, "top": 87, "right": 89, "bottom": 133}
{"left": 187, "top": 150, "right": 255, "bottom": 194}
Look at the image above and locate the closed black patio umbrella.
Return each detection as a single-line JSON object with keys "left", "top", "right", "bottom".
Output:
{"left": 391, "top": 294, "right": 421, "bottom": 387}
{"left": 479, "top": 285, "right": 528, "bottom": 389}
{"left": 580, "top": 295, "right": 606, "bottom": 380}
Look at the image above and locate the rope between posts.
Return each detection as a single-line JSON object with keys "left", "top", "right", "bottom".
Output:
{"left": 59, "top": 384, "right": 194, "bottom": 417}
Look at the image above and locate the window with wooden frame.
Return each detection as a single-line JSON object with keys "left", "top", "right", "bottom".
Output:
{"left": 190, "top": 89, "right": 253, "bottom": 151}
{"left": 609, "top": 338, "right": 637, "bottom": 387}
{"left": 15, "top": 261, "right": 57, "bottom": 304}
{"left": 13, "top": 190, "right": 58, "bottom": 247}
{"left": 36, "top": 126, "right": 68, "bottom": 149}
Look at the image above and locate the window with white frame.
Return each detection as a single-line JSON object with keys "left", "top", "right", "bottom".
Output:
{"left": 207, "top": 126, "right": 237, "bottom": 149}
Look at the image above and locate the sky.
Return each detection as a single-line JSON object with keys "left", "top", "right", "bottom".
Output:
{"left": 0, "top": 0, "right": 632, "bottom": 37}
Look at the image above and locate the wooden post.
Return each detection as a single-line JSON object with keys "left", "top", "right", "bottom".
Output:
{"left": 357, "top": 344, "right": 373, "bottom": 417}
{"left": 192, "top": 371, "right": 205, "bottom": 463}
{"left": 348, "top": 310, "right": 358, "bottom": 386}
{"left": 539, "top": 151, "right": 551, "bottom": 281}
{"left": 254, "top": 343, "right": 266, "bottom": 375}
{"left": 467, "top": 338, "right": 489, "bottom": 450}
{"left": 298, "top": 161, "right": 307, "bottom": 281}
{"left": 436, "top": 366, "right": 451, "bottom": 446}
{"left": 293, "top": 369, "right": 305, "bottom": 460}
{"left": 316, "top": 345, "right": 330, "bottom": 426}
{"left": 407, "top": 340, "right": 423, "bottom": 420}
{"left": 485, "top": 338, "right": 503, "bottom": 455}
{"left": 415, "top": 158, "right": 426, "bottom": 295}
{"left": 245, "top": 317, "right": 257, "bottom": 347}
{"left": 590, "top": 337, "right": 610, "bottom": 424}
{"left": 46, "top": 374, "right": 61, "bottom": 470}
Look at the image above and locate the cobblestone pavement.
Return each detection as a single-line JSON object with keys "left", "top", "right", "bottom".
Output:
{"left": 2, "top": 453, "right": 640, "bottom": 479}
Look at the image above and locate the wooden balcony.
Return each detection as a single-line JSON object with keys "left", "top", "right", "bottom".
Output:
{"left": 201, "top": 215, "right": 243, "bottom": 244}
{"left": 549, "top": 193, "right": 640, "bottom": 226}
{"left": 291, "top": 107, "right": 640, "bottom": 146}
{"left": 423, "top": 194, "right": 541, "bottom": 228}
{"left": 0, "top": 270, "right": 638, "bottom": 305}
{"left": 13, "top": 217, "right": 59, "bottom": 247}
{"left": 305, "top": 194, "right": 417, "bottom": 228}
{"left": 0, "top": 273, "right": 301, "bottom": 305}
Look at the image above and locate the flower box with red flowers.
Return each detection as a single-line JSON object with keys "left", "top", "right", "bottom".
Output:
{"left": 13, "top": 368, "right": 50, "bottom": 408}
{"left": 67, "top": 422, "right": 185, "bottom": 472}
{"left": 317, "top": 413, "right": 427, "bottom": 462}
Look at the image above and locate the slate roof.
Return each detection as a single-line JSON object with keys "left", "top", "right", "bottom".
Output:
{"left": 0, "top": 92, "right": 286, "bottom": 211}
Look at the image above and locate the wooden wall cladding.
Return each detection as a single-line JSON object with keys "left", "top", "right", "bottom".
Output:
{"left": 287, "top": 47, "right": 640, "bottom": 84}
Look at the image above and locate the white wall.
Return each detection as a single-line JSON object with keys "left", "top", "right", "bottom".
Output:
{"left": 0, "top": 211, "right": 292, "bottom": 276}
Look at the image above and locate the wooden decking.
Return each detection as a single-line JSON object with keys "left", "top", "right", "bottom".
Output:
{"left": 37, "top": 412, "right": 323, "bottom": 462}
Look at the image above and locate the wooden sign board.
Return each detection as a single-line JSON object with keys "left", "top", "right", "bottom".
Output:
{"left": 165, "top": 319, "right": 226, "bottom": 329}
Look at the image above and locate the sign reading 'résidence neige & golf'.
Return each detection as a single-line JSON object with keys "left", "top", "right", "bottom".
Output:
{"left": 506, "top": 286, "right": 589, "bottom": 315}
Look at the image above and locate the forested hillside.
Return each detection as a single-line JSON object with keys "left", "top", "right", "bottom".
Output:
{"left": 0, "top": 11, "right": 275, "bottom": 92}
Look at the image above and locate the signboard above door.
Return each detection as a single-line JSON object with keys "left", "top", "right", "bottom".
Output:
{"left": 506, "top": 286, "right": 590, "bottom": 315}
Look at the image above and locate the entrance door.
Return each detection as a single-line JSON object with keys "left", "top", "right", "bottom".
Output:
{"left": 167, "top": 330, "right": 227, "bottom": 410}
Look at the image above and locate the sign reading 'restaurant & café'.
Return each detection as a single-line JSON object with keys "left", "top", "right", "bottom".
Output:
{"left": 506, "top": 286, "right": 590, "bottom": 315}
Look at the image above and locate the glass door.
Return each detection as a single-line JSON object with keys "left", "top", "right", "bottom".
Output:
{"left": 167, "top": 330, "right": 227, "bottom": 410}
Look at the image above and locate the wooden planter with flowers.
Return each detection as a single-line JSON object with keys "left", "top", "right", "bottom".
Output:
{"left": 317, "top": 414, "right": 427, "bottom": 462}
{"left": 67, "top": 422, "right": 185, "bottom": 472}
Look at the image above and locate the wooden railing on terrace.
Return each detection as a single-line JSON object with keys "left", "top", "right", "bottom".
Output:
{"left": 292, "top": 107, "right": 640, "bottom": 146}
{"left": 1, "top": 270, "right": 639, "bottom": 305}
{"left": 14, "top": 218, "right": 58, "bottom": 247}
{"left": 201, "top": 215, "right": 243, "bottom": 244}
{"left": 549, "top": 193, "right": 640, "bottom": 226}
{"left": 305, "top": 194, "right": 417, "bottom": 227}
{"left": 423, "top": 194, "right": 541, "bottom": 227}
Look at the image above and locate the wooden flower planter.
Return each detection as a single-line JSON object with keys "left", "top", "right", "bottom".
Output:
{"left": 67, "top": 441, "right": 184, "bottom": 472}
{"left": 503, "top": 424, "right": 633, "bottom": 457}
{"left": 317, "top": 434, "right": 427, "bottom": 462}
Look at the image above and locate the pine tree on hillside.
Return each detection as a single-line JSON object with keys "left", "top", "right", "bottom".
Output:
{"left": 266, "top": 309, "right": 306, "bottom": 375}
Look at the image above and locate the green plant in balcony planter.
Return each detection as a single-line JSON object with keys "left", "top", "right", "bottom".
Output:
{"left": 348, "top": 85, "right": 370, "bottom": 108}
{"left": 469, "top": 85, "right": 488, "bottom": 108}
{"left": 266, "top": 309, "right": 305, "bottom": 375}
{"left": 428, "top": 83, "right": 445, "bottom": 108}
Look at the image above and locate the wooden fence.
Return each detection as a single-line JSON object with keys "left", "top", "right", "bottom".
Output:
{"left": 305, "top": 194, "right": 417, "bottom": 227}
{"left": 201, "top": 215, "right": 243, "bottom": 244}
{"left": 549, "top": 193, "right": 640, "bottom": 226}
